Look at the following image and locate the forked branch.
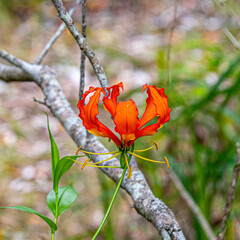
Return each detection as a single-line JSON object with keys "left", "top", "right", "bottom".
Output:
{"left": 51, "top": 0, "right": 108, "bottom": 87}
{"left": 35, "top": 0, "right": 82, "bottom": 64}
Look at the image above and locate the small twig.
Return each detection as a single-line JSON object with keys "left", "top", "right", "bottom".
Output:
{"left": 168, "top": 169, "right": 216, "bottom": 240}
{"left": 33, "top": 97, "right": 48, "bottom": 106}
{"left": 79, "top": 0, "right": 86, "bottom": 100}
{"left": 35, "top": 0, "right": 82, "bottom": 64}
{"left": 217, "top": 144, "right": 240, "bottom": 240}
{"left": 51, "top": 0, "right": 108, "bottom": 88}
{"left": 223, "top": 28, "right": 240, "bottom": 50}
{"left": 166, "top": 0, "right": 179, "bottom": 86}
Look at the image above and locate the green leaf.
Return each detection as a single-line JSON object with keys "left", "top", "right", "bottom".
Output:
{"left": 42, "top": 111, "right": 60, "bottom": 179}
{"left": 0, "top": 206, "right": 57, "bottom": 233}
{"left": 53, "top": 156, "right": 80, "bottom": 192}
{"left": 47, "top": 185, "right": 77, "bottom": 217}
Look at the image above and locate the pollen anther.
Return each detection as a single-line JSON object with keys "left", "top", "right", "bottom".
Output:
{"left": 164, "top": 156, "right": 169, "bottom": 168}
{"left": 76, "top": 145, "right": 83, "bottom": 155}
{"left": 153, "top": 141, "right": 159, "bottom": 150}
{"left": 81, "top": 159, "right": 90, "bottom": 170}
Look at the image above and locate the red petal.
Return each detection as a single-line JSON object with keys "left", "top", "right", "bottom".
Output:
{"left": 77, "top": 87, "right": 121, "bottom": 147}
{"left": 139, "top": 85, "right": 171, "bottom": 130}
{"left": 136, "top": 118, "right": 163, "bottom": 139}
{"left": 114, "top": 100, "right": 140, "bottom": 143}
{"left": 103, "top": 82, "right": 123, "bottom": 118}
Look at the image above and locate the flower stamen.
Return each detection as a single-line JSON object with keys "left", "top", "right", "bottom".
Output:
{"left": 134, "top": 141, "right": 159, "bottom": 153}
{"left": 90, "top": 152, "right": 121, "bottom": 165}
{"left": 70, "top": 157, "right": 121, "bottom": 168}
{"left": 128, "top": 151, "right": 165, "bottom": 164}
{"left": 76, "top": 146, "right": 119, "bottom": 156}
{"left": 86, "top": 165, "right": 121, "bottom": 168}
{"left": 127, "top": 166, "right": 133, "bottom": 179}
{"left": 124, "top": 153, "right": 131, "bottom": 174}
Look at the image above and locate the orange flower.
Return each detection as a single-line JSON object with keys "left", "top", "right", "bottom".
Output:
{"left": 77, "top": 82, "right": 171, "bottom": 149}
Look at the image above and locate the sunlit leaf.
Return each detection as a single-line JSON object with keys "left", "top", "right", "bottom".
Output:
{"left": 47, "top": 185, "right": 77, "bottom": 217}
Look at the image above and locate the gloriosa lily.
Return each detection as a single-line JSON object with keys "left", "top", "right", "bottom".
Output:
{"left": 75, "top": 82, "right": 171, "bottom": 178}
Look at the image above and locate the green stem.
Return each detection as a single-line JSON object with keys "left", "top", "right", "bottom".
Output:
{"left": 54, "top": 191, "right": 59, "bottom": 224}
{"left": 51, "top": 191, "right": 59, "bottom": 240}
{"left": 92, "top": 166, "right": 127, "bottom": 240}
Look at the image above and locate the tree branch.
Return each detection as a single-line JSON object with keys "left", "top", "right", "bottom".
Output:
{"left": 0, "top": 63, "right": 33, "bottom": 82}
{"left": 0, "top": 49, "right": 186, "bottom": 240}
{"left": 79, "top": 0, "right": 86, "bottom": 100}
{"left": 0, "top": 49, "right": 41, "bottom": 82}
{"left": 51, "top": 0, "right": 108, "bottom": 87}
{"left": 34, "top": 0, "right": 82, "bottom": 64}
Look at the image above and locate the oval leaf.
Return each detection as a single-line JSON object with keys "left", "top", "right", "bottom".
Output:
{"left": 43, "top": 111, "right": 60, "bottom": 178}
{"left": 0, "top": 206, "right": 57, "bottom": 233}
{"left": 47, "top": 185, "right": 77, "bottom": 217}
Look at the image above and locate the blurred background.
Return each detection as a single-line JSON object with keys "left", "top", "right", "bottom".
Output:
{"left": 0, "top": 0, "right": 240, "bottom": 239}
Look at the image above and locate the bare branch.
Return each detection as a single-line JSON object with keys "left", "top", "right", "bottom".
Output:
{"left": 0, "top": 63, "right": 33, "bottom": 82}
{"left": 51, "top": 0, "right": 108, "bottom": 87}
{"left": 217, "top": 144, "right": 240, "bottom": 240}
{"left": 0, "top": 49, "right": 43, "bottom": 84}
{"left": 0, "top": 49, "right": 41, "bottom": 82}
{"left": 169, "top": 170, "right": 216, "bottom": 240}
{"left": 34, "top": 0, "right": 82, "bottom": 64}
{"left": 79, "top": 0, "right": 86, "bottom": 100}
{"left": 0, "top": 49, "right": 185, "bottom": 240}
{"left": 79, "top": 54, "right": 86, "bottom": 99}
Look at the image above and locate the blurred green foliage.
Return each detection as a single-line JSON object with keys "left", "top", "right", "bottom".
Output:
{"left": 137, "top": 41, "right": 240, "bottom": 239}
